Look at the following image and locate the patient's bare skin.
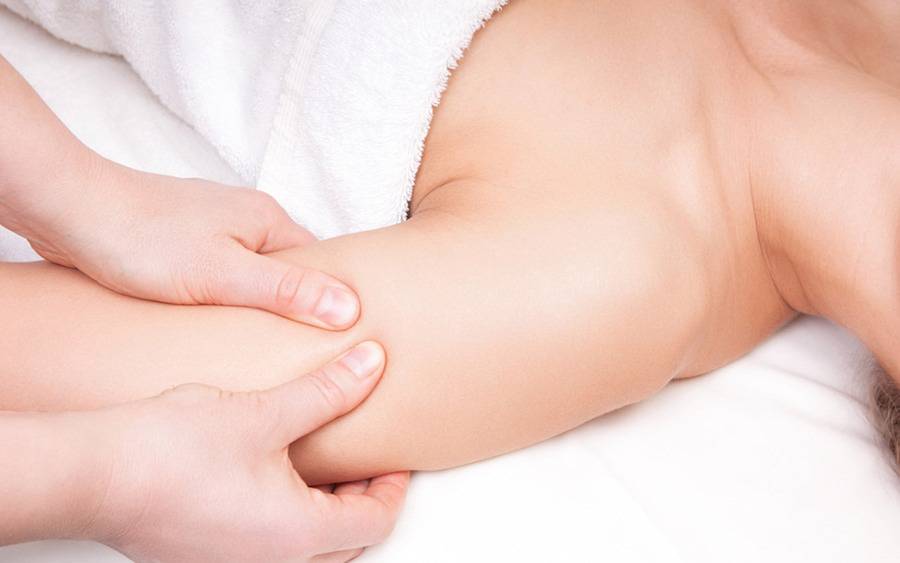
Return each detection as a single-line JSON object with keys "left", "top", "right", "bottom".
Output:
{"left": 415, "top": 0, "right": 794, "bottom": 377}
{"left": 2, "top": 0, "right": 900, "bottom": 482}
{"left": 421, "top": 0, "right": 900, "bottom": 378}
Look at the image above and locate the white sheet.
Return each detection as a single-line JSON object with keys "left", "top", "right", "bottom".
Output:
{"left": 1, "top": 7, "right": 898, "bottom": 562}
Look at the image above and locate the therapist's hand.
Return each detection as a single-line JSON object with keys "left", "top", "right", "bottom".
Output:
{"left": 79, "top": 341, "right": 407, "bottom": 563}
{"left": 10, "top": 158, "right": 359, "bottom": 329}
{"left": 0, "top": 55, "right": 357, "bottom": 328}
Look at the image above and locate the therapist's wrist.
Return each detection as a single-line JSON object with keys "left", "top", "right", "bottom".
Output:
{"left": 57, "top": 406, "right": 156, "bottom": 545}
{"left": 0, "top": 140, "right": 106, "bottom": 244}
{"left": 44, "top": 411, "right": 115, "bottom": 542}
{"left": 0, "top": 410, "right": 112, "bottom": 544}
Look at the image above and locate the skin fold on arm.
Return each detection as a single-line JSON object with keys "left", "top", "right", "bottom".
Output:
{"left": 0, "top": 0, "right": 806, "bottom": 485}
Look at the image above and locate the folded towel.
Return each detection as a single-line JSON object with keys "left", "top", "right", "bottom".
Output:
{"left": 2, "top": 0, "right": 507, "bottom": 238}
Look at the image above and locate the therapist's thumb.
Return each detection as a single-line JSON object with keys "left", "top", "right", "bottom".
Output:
{"left": 209, "top": 248, "right": 360, "bottom": 329}
{"left": 263, "top": 341, "right": 386, "bottom": 447}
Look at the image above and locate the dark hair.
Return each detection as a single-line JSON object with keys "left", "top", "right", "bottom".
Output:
{"left": 872, "top": 363, "right": 900, "bottom": 476}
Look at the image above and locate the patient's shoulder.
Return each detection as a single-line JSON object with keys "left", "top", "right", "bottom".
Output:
{"left": 411, "top": 0, "right": 792, "bottom": 377}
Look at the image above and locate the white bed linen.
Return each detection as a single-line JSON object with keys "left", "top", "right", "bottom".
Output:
{"left": 1, "top": 8, "right": 898, "bottom": 562}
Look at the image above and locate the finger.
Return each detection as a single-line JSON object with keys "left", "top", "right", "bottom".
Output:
{"left": 334, "top": 480, "right": 370, "bottom": 496}
{"left": 317, "top": 471, "right": 411, "bottom": 552}
{"left": 264, "top": 341, "right": 386, "bottom": 445}
{"left": 311, "top": 548, "right": 365, "bottom": 563}
{"left": 209, "top": 247, "right": 360, "bottom": 329}
{"left": 257, "top": 211, "right": 317, "bottom": 252}
{"left": 314, "top": 484, "right": 336, "bottom": 495}
{"left": 233, "top": 190, "right": 317, "bottom": 252}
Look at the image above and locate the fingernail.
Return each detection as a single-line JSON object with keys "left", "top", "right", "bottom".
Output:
{"left": 340, "top": 342, "right": 383, "bottom": 379}
{"left": 314, "top": 286, "right": 359, "bottom": 328}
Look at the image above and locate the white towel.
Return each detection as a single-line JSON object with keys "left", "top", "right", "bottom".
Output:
{"left": 2, "top": 0, "right": 507, "bottom": 238}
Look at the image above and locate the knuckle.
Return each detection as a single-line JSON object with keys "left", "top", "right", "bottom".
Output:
{"left": 176, "top": 251, "right": 225, "bottom": 304}
{"left": 247, "top": 188, "right": 276, "bottom": 205}
{"left": 369, "top": 517, "right": 393, "bottom": 543}
{"left": 274, "top": 267, "right": 309, "bottom": 311}
{"left": 244, "top": 189, "right": 281, "bottom": 216}
{"left": 378, "top": 522, "right": 397, "bottom": 543}
{"left": 305, "top": 369, "right": 348, "bottom": 411}
{"left": 275, "top": 267, "right": 328, "bottom": 316}
{"left": 323, "top": 358, "right": 358, "bottom": 384}
{"left": 375, "top": 497, "right": 399, "bottom": 535}
{"left": 365, "top": 509, "right": 396, "bottom": 544}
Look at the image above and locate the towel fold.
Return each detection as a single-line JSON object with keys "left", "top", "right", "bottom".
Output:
{"left": 2, "top": 0, "right": 507, "bottom": 238}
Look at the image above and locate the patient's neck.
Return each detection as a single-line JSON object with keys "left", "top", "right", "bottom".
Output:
{"left": 728, "top": 0, "right": 900, "bottom": 88}
{"left": 733, "top": 0, "right": 900, "bottom": 373}
{"left": 756, "top": 174, "right": 900, "bottom": 377}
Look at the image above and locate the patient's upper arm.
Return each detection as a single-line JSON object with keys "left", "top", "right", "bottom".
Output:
{"left": 0, "top": 181, "right": 704, "bottom": 485}
{"left": 284, "top": 182, "right": 707, "bottom": 484}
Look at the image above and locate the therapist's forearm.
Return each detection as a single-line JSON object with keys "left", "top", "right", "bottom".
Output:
{"left": 0, "top": 411, "right": 104, "bottom": 545}
{"left": 0, "top": 54, "right": 97, "bottom": 237}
